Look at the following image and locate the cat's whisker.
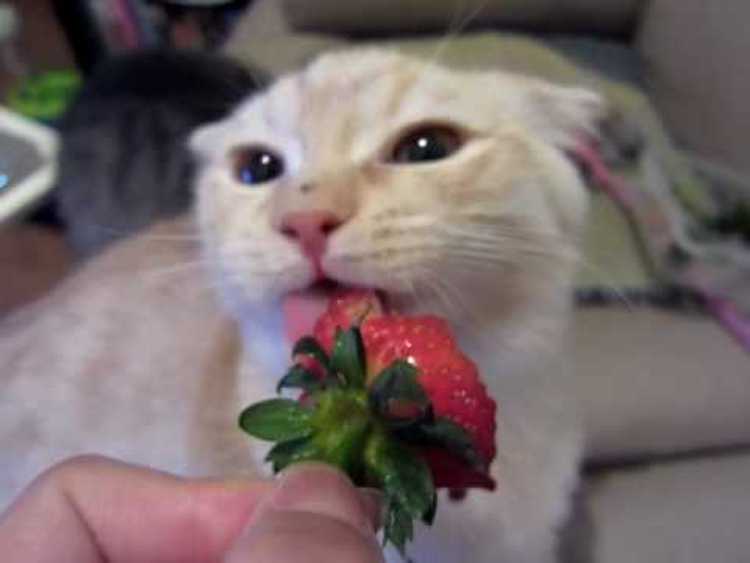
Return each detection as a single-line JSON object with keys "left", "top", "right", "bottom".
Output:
{"left": 450, "top": 220, "right": 575, "bottom": 250}
{"left": 419, "top": 0, "right": 492, "bottom": 73}
{"left": 390, "top": 266, "right": 420, "bottom": 300}
{"left": 437, "top": 222, "right": 556, "bottom": 247}
{"left": 403, "top": 263, "right": 454, "bottom": 310}
{"left": 437, "top": 224, "right": 576, "bottom": 262}
{"left": 431, "top": 277, "right": 475, "bottom": 322}
{"left": 389, "top": 214, "right": 440, "bottom": 232}
{"left": 436, "top": 283, "right": 487, "bottom": 341}
{"left": 178, "top": 271, "right": 259, "bottom": 304}
{"left": 445, "top": 251, "right": 510, "bottom": 267}
{"left": 335, "top": 245, "right": 441, "bottom": 263}
{"left": 411, "top": 266, "right": 485, "bottom": 338}
{"left": 213, "top": 246, "right": 265, "bottom": 260}
{"left": 213, "top": 241, "right": 300, "bottom": 266}
{"left": 448, "top": 239, "right": 520, "bottom": 257}
{"left": 134, "top": 246, "right": 290, "bottom": 281}
{"left": 437, "top": 229, "right": 505, "bottom": 247}
{"left": 135, "top": 259, "right": 214, "bottom": 281}
{"left": 77, "top": 222, "right": 204, "bottom": 243}
{"left": 452, "top": 216, "right": 564, "bottom": 241}
{"left": 418, "top": 1, "right": 465, "bottom": 73}
{"left": 132, "top": 250, "right": 242, "bottom": 280}
{"left": 446, "top": 246, "right": 523, "bottom": 266}
{"left": 215, "top": 238, "right": 296, "bottom": 259}
{"left": 443, "top": 253, "right": 508, "bottom": 271}
{"left": 412, "top": 272, "right": 462, "bottom": 320}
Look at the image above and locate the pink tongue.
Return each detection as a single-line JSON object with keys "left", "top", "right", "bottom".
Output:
{"left": 282, "top": 287, "right": 332, "bottom": 344}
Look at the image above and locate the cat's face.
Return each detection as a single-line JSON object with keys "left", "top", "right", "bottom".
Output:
{"left": 191, "top": 50, "right": 600, "bottom": 336}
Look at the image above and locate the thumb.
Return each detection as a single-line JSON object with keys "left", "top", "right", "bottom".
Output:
{"left": 225, "top": 463, "right": 384, "bottom": 563}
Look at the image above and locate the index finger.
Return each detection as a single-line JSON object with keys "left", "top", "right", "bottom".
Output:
{"left": 0, "top": 455, "right": 273, "bottom": 563}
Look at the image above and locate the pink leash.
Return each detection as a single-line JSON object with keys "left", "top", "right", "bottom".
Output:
{"left": 573, "top": 140, "right": 750, "bottom": 354}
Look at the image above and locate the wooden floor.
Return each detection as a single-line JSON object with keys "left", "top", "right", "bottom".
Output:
{"left": 0, "top": 224, "right": 71, "bottom": 316}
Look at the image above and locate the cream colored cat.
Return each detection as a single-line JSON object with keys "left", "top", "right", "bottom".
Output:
{"left": 0, "top": 50, "right": 602, "bottom": 562}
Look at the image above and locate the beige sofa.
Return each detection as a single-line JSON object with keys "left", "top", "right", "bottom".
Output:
{"left": 221, "top": 1, "right": 750, "bottom": 561}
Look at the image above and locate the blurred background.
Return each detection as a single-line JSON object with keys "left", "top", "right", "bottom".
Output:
{"left": 1, "top": 0, "right": 749, "bottom": 315}
{"left": 0, "top": 0, "right": 262, "bottom": 313}
{"left": 0, "top": 2, "right": 749, "bottom": 560}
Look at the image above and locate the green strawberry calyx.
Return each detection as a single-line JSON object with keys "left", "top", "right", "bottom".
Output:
{"left": 238, "top": 326, "right": 492, "bottom": 555}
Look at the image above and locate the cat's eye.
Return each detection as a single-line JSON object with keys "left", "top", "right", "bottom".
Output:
{"left": 390, "top": 126, "right": 463, "bottom": 164}
{"left": 234, "top": 147, "right": 284, "bottom": 185}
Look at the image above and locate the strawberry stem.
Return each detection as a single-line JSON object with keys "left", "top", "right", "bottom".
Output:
{"left": 239, "top": 326, "right": 492, "bottom": 559}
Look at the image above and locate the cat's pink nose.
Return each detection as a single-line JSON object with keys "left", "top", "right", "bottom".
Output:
{"left": 279, "top": 210, "right": 343, "bottom": 263}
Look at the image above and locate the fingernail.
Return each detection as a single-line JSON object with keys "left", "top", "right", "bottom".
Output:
{"left": 267, "top": 463, "right": 376, "bottom": 535}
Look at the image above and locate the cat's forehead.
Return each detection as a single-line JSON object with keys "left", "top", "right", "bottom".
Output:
{"left": 195, "top": 50, "right": 601, "bottom": 167}
{"left": 236, "top": 50, "right": 481, "bottom": 137}
{"left": 302, "top": 50, "right": 427, "bottom": 94}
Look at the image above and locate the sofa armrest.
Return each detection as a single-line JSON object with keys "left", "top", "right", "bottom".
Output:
{"left": 637, "top": 0, "right": 750, "bottom": 174}
{"left": 572, "top": 309, "right": 750, "bottom": 463}
{"left": 583, "top": 453, "right": 750, "bottom": 563}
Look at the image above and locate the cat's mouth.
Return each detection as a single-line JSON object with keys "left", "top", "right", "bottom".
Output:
{"left": 281, "top": 279, "right": 387, "bottom": 344}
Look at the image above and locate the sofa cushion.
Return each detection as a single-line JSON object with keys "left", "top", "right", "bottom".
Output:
{"left": 572, "top": 309, "right": 750, "bottom": 462}
{"left": 282, "top": 0, "right": 641, "bottom": 36}
{"left": 638, "top": 0, "right": 750, "bottom": 175}
{"left": 583, "top": 453, "right": 750, "bottom": 562}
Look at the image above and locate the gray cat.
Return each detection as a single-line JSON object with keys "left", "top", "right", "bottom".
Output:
{"left": 55, "top": 49, "right": 265, "bottom": 256}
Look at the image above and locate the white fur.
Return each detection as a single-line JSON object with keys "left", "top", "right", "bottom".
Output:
{"left": 1, "top": 50, "right": 600, "bottom": 562}
{"left": 193, "top": 50, "right": 597, "bottom": 562}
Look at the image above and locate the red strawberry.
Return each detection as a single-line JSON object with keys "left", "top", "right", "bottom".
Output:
{"left": 312, "top": 288, "right": 383, "bottom": 353}
{"left": 313, "top": 291, "right": 497, "bottom": 482}
{"left": 239, "top": 289, "right": 498, "bottom": 555}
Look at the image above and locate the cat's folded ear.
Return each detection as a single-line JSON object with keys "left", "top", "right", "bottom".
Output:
{"left": 515, "top": 78, "right": 643, "bottom": 164}
{"left": 512, "top": 77, "right": 607, "bottom": 152}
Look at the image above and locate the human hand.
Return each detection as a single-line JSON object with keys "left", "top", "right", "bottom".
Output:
{"left": 0, "top": 456, "right": 383, "bottom": 563}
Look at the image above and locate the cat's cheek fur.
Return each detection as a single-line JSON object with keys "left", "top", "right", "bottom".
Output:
{"left": 195, "top": 166, "right": 316, "bottom": 310}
